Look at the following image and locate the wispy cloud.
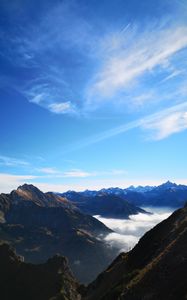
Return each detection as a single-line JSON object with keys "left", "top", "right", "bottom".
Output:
{"left": 0, "top": 155, "right": 29, "bottom": 167}
{"left": 2, "top": 0, "right": 186, "bottom": 117}
{"left": 161, "top": 69, "right": 184, "bottom": 83}
{"left": 107, "top": 169, "right": 127, "bottom": 176}
{"left": 62, "top": 169, "right": 128, "bottom": 178}
{"left": 25, "top": 79, "right": 77, "bottom": 115}
{"left": 48, "top": 102, "right": 76, "bottom": 114}
{"left": 86, "top": 24, "right": 187, "bottom": 106}
{"left": 62, "top": 101, "right": 187, "bottom": 152}
{"left": 36, "top": 168, "right": 91, "bottom": 178}
{"left": 37, "top": 167, "right": 59, "bottom": 174}
{"left": 142, "top": 110, "right": 187, "bottom": 140}
{"left": 8, "top": 1, "right": 95, "bottom": 116}
{"left": 1, "top": 0, "right": 187, "bottom": 146}
{"left": 37, "top": 167, "right": 127, "bottom": 178}
{"left": 63, "top": 169, "right": 92, "bottom": 178}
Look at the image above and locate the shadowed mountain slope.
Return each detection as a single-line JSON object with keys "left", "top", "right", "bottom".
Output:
{"left": 84, "top": 204, "right": 187, "bottom": 300}
{"left": 0, "top": 243, "right": 81, "bottom": 300}
{"left": 0, "top": 184, "right": 118, "bottom": 284}
{"left": 1, "top": 201, "right": 187, "bottom": 299}
{"left": 60, "top": 192, "right": 147, "bottom": 218}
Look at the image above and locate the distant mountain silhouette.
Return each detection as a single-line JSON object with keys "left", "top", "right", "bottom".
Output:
{"left": 61, "top": 181, "right": 187, "bottom": 208}
{"left": 60, "top": 192, "right": 148, "bottom": 218}
{"left": 0, "top": 184, "right": 119, "bottom": 283}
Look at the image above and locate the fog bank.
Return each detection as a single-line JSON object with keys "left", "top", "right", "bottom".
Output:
{"left": 95, "top": 207, "right": 174, "bottom": 252}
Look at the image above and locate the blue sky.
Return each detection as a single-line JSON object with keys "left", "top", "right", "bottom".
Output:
{"left": 0, "top": 0, "right": 187, "bottom": 192}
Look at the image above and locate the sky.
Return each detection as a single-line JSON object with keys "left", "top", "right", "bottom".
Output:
{"left": 0, "top": 0, "right": 187, "bottom": 193}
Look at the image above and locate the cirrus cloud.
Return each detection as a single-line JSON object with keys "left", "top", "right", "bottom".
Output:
{"left": 142, "top": 111, "right": 187, "bottom": 140}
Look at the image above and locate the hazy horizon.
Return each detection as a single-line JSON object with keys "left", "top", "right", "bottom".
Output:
{"left": 1, "top": 179, "right": 187, "bottom": 194}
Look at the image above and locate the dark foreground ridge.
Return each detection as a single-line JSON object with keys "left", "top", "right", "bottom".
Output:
{"left": 0, "top": 243, "right": 81, "bottom": 300}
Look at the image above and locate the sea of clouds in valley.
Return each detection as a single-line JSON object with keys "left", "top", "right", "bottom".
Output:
{"left": 95, "top": 207, "right": 175, "bottom": 252}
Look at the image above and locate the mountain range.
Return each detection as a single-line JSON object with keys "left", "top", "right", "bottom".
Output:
{"left": 1, "top": 202, "right": 187, "bottom": 299}
{"left": 60, "top": 192, "right": 147, "bottom": 218}
{"left": 61, "top": 181, "right": 187, "bottom": 209}
{"left": 0, "top": 184, "right": 120, "bottom": 283}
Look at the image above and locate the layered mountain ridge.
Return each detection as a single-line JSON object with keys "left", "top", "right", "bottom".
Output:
{"left": 61, "top": 193, "right": 147, "bottom": 218}
{"left": 1, "top": 201, "right": 187, "bottom": 299}
{"left": 61, "top": 181, "right": 187, "bottom": 208}
{"left": 0, "top": 184, "right": 119, "bottom": 283}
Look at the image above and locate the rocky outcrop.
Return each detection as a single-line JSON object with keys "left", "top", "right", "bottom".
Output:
{"left": 0, "top": 243, "right": 81, "bottom": 300}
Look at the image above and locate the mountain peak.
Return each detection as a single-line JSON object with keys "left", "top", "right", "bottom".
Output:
{"left": 15, "top": 184, "right": 44, "bottom": 202}
{"left": 17, "top": 183, "right": 41, "bottom": 193}
{"left": 159, "top": 181, "right": 177, "bottom": 188}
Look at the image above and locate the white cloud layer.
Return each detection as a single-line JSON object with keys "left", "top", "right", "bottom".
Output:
{"left": 95, "top": 207, "right": 174, "bottom": 252}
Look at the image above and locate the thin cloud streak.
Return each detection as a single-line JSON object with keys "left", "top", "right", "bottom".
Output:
{"left": 143, "top": 110, "right": 187, "bottom": 140}
{"left": 63, "top": 169, "right": 92, "bottom": 178}
{"left": 61, "top": 101, "right": 187, "bottom": 154}
{"left": 37, "top": 168, "right": 127, "bottom": 178}
{"left": 37, "top": 168, "right": 59, "bottom": 174}
{"left": 0, "top": 155, "right": 30, "bottom": 167}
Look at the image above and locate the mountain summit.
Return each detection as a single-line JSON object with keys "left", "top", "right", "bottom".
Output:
{"left": 0, "top": 184, "right": 118, "bottom": 283}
